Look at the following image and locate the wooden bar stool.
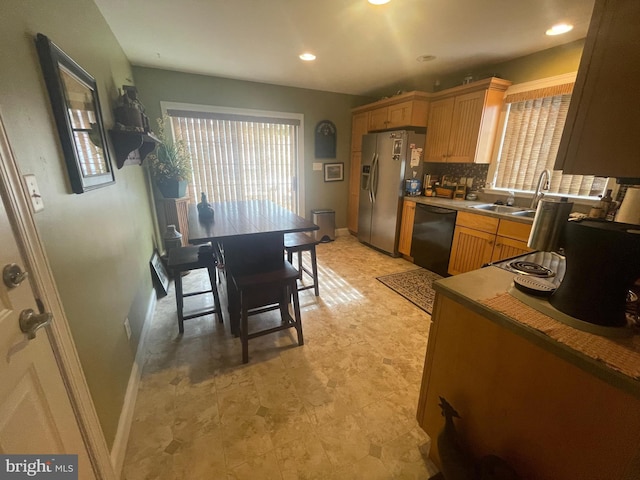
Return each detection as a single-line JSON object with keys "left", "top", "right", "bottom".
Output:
{"left": 232, "top": 260, "right": 303, "bottom": 364}
{"left": 284, "top": 232, "right": 320, "bottom": 296}
{"left": 167, "top": 244, "right": 223, "bottom": 333}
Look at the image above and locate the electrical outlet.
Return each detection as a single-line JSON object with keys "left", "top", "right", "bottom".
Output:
{"left": 124, "top": 317, "right": 132, "bottom": 340}
{"left": 24, "top": 174, "right": 44, "bottom": 212}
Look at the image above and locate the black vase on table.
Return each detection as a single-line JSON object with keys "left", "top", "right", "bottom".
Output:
{"left": 197, "top": 192, "right": 214, "bottom": 220}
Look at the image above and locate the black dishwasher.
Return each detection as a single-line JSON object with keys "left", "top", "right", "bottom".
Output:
{"left": 410, "top": 204, "right": 457, "bottom": 277}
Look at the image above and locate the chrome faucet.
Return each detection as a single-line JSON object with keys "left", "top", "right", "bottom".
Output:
{"left": 530, "top": 169, "right": 551, "bottom": 209}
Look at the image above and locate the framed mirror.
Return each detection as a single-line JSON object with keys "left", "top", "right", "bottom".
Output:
{"left": 35, "top": 33, "right": 114, "bottom": 193}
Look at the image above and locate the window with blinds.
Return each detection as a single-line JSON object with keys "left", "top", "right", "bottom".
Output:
{"left": 492, "top": 82, "right": 607, "bottom": 198}
{"left": 166, "top": 108, "right": 300, "bottom": 213}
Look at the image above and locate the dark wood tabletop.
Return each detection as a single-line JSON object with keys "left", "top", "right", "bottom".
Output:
{"left": 187, "top": 200, "right": 318, "bottom": 244}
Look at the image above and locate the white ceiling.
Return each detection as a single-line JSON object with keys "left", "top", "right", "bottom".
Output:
{"left": 93, "top": 0, "right": 595, "bottom": 97}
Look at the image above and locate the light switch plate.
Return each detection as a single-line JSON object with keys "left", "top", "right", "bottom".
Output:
{"left": 24, "top": 174, "right": 44, "bottom": 213}
{"left": 313, "top": 162, "right": 323, "bottom": 171}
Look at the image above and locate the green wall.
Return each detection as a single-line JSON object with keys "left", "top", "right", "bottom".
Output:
{"left": 132, "top": 67, "right": 374, "bottom": 228}
{"left": 0, "top": 0, "right": 156, "bottom": 447}
{"left": 429, "top": 39, "right": 585, "bottom": 91}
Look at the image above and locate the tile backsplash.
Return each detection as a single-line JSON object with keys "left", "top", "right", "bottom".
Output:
{"left": 423, "top": 162, "right": 489, "bottom": 191}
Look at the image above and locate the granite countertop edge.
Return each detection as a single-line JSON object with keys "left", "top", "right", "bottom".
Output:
{"left": 432, "top": 267, "right": 640, "bottom": 399}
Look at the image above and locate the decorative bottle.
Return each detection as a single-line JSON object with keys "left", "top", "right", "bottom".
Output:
{"left": 197, "top": 192, "right": 214, "bottom": 220}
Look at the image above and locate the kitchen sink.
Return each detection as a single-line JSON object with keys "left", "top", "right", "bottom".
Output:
{"left": 471, "top": 204, "right": 525, "bottom": 214}
{"left": 510, "top": 210, "right": 537, "bottom": 218}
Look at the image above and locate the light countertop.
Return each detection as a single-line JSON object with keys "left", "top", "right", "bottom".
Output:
{"left": 432, "top": 266, "right": 640, "bottom": 399}
{"left": 403, "top": 195, "right": 534, "bottom": 224}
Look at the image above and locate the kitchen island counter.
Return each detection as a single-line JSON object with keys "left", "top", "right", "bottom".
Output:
{"left": 417, "top": 265, "right": 640, "bottom": 479}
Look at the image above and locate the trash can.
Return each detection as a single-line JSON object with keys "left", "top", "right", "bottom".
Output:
{"left": 311, "top": 209, "right": 335, "bottom": 243}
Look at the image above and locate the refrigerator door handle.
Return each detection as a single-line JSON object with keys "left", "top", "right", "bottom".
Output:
{"left": 371, "top": 153, "right": 379, "bottom": 203}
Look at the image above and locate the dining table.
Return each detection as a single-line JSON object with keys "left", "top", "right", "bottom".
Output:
{"left": 187, "top": 200, "right": 319, "bottom": 334}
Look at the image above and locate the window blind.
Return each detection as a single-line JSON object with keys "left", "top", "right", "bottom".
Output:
{"left": 493, "top": 86, "right": 607, "bottom": 197}
{"left": 168, "top": 112, "right": 299, "bottom": 212}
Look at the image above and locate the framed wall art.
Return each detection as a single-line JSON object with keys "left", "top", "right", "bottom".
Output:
{"left": 323, "top": 162, "right": 344, "bottom": 182}
{"left": 35, "top": 33, "right": 115, "bottom": 194}
{"left": 150, "top": 250, "right": 169, "bottom": 297}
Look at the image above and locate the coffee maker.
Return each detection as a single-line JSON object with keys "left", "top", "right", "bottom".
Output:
{"left": 528, "top": 199, "right": 640, "bottom": 333}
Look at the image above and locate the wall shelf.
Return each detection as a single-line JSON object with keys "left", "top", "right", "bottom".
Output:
{"left": 109, "top": 130, "right": 160, "bottom": 169}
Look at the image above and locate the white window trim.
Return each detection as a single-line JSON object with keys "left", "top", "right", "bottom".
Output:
{"left": 484, "top": 72, "right": 617, "bottom": 205}
{"left": 160, "top": 101, "right": 306, "bottom": 216}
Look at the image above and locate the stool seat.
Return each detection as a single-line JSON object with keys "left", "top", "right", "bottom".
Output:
{"left": 167, "top": 245, "right": 223, "bottom": 333}
{"left": 232, "top": 260, "right": 303, "bottom": 363}
{"left": 284, "top": 232, "right": 320, "bottom": 296}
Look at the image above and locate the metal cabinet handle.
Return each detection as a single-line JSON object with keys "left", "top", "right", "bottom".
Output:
{"left": 3, "top": 263, "right": 29, "bottom": 288}
{"left": 19, "top": 308, "right": 52, "bottom": 340}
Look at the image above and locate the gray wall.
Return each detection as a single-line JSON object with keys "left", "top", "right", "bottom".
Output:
{"left": 0, "top": 0, "right": 157, "bottom": 447}
{"left": 132, "top": 67, "right": 374, "bottom": 228}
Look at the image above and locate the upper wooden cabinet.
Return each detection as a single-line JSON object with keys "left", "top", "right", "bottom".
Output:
{"left": 424, "top": 77, "right": 511, "bottom": 163}
{"left": 348, "top": 91, "right": 429, "bottom": 233}
{"left": 554, "top": 0, "right": 639, "bottom": 178}
{"left": 352, "top": 91, "right": 430, "bottom": 133}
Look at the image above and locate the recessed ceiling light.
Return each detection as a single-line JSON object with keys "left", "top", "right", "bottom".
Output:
{"left": 368, "top": 0, "right": 390, "bottom": 5}
{"left": 299, "top": 53, "right": 316, "bottom": 61}
{"left": 546, "top": 23, "right": 574, "bottom": 36}
{"left": 416, "top": 55, "right": 436, "bottom": 62}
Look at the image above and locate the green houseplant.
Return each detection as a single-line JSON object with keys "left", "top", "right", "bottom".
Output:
{"left": 147, "top": 116, "right": 192, "bottom": 198}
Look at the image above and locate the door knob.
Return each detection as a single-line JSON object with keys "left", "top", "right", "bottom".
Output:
{"left": 19, "top": 308, "right": 52, "bottom": 340}
{"left": 3, "top": 263, "right": 29, "bottom": 288}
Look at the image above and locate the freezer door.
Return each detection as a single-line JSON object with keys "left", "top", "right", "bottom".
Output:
{"left": 357, "top": 134, "right": 377, "bottom": 243}
{"left": 369, "top": 131, "right": 407, "bottom": 255}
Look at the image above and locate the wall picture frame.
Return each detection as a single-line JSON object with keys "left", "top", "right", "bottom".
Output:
{"left": 150, "top": 250, "right": 169, "bottom": 297}
{"left": 323, "top": 162, "right": 344, "bottom": 182}
{"left": 35, "top": 33, "right": 115, "bottom": 194}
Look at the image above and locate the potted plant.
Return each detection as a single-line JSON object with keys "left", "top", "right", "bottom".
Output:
{"left": 147, "top": 116, "right": 192, "bottom": 198}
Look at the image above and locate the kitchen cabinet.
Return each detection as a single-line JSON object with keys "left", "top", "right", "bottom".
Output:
{"left": 348, "top": 92, "right": 429, "bottom": 233}
{"left": 398, "top": 200, "right": 416, "bottom": 256}
{"left": 448, "top": 211, "right": 531, "bottom": 275}
{"left": 555, "top": 0, "right": 639, "bottom": 178}
{"left": 424, "top": 77, "right": 511, "bottom": 163}
{"left": 347, "top": 111, "right": 369, "bottom": 233}
{"left": 418, "top": 292, "right": 640, "bottom": 479}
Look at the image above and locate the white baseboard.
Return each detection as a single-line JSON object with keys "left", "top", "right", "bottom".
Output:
{"left": 110, "top": 290, "right": 157, "bottom": 477}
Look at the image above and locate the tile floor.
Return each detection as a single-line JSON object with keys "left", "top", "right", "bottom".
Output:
{"left": 122, "top": 234, "right": 439, "bottom": 479}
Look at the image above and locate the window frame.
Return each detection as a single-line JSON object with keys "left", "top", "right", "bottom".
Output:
{"left": 485, "top": 72, "right": 616, "bottom": 204}
{"left": 160, "top": 101, "right": 305, "bottom": 215}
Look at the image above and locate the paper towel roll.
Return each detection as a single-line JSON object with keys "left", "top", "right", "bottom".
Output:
{"left": 616, "top": 186, "right": 640, "bottom": 225}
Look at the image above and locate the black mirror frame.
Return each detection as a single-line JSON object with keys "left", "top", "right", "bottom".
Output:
{"left": 35, "top": 33, "right": 115, "bottom": 193}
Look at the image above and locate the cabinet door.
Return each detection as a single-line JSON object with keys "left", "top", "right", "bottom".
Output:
{"left": 398, "top": 200, "right": 416, "bottom": 256}
{"left": 425, "top": 97, "right": 455, "bottom": 162}
{"left": 555, "top": 0, "right": 640, "bottom": 177}
{"left": 447, "top": 90, "right": 486, "bottom": 163}
{"left": 347, "top": 151, "right": 362, "bottom": 233}
{"left": 387, "top": 101, "right": 414, "bottom": 129}
{"left": 448, "top": 225, "right": 495, "bottom": 275}
{"left": 351, "top": 112, "right": 369, "bottom": 152}
{"left": 491, "top": 236, "right": 532, "bottom": 263}
{"left": 368, "top": 107, "right": 389, "bottom": 131}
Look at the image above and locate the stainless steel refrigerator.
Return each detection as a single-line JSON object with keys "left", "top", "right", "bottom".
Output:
{"left": 357, "top": 130, "right": 425, "bottom": 256}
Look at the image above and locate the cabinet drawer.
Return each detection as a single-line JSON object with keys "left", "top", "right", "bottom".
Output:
{"left": 497, "top": 219, "right": 532, "bottom": 242}
{"left": 455, "top": 211, "right": 498, "bottom": 234}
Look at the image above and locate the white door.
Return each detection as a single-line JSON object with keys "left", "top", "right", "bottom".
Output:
{"left": 0, "top": 157, "right": 96, "bottom": 477}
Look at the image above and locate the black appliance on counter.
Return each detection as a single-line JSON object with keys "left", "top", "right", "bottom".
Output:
{"left": 411, "top": 204, "right": 457, "bottom": 277}
{"left": 490, "top": 218, "right": 640, "bottom": 338}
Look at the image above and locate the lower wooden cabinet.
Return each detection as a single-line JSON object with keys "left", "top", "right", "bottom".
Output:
{"left": 448, "top": 211, "right": 532, "bottom": 275}
{"left": 398, "top": 200, "right": 416, "bottom": 256}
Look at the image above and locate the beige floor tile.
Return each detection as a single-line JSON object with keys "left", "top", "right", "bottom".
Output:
{"left": 122, "top": 235, "right": 439, "bottom": 479}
